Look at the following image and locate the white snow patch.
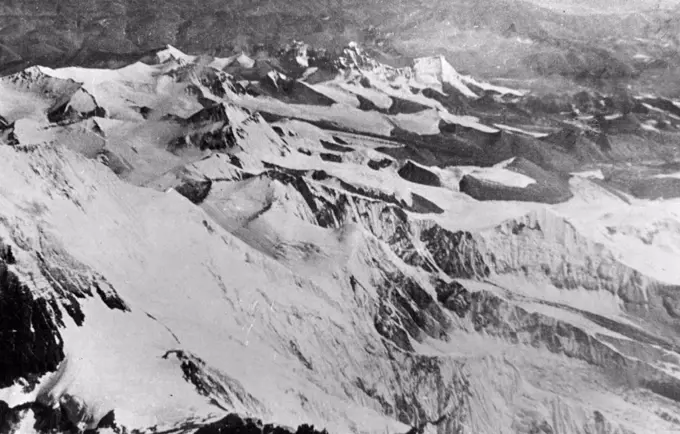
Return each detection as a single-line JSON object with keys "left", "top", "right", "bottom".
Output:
{"left": 570, "top": 169, "right": 605, "bottom": 180}
{"left": 653, "top": 172, "right": 680, "bottom": 179}
{"left": 308, "top": 83, "right": 361, "bottom": 107}
{"left": 300, "top": 67, "right": 319, "bottom": 80}
{"left": 234, "top": 53, "right": 256, "bottom": 68}
{"left": 391, "top": 109, "right": 441, "bottom": 135}
{"left": 494, "top": 123, "right": 550, "bottom": 137}
{"left": 460, "top": 75, "right": 525, "bottom": 97}
{"left": 156, "top": 45, "right": 197, "bottom": 64}
{"left": 469, "top": 160, "right": 537, "bottom": 188}
{"left": 643, "top": 103, "right": 680, "bottom": 120}
{"left": 336, "top": 81, "right": 393, "bottom": 109}
{"left": 641, "top": 123, "right": 660, "bottom": 132}
{"left": 412, "top": 55, "right": 478, "bottom": 98}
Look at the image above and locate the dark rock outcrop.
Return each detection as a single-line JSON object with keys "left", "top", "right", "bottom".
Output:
{"left": 385, "top": 97, "right": 431, "bottom": 115}
{"left": 162, "top": 350, "right": 265, "bottom": 414}
{"left": 434, "top": 280, "right": 472, "bottom": 318}
{"left": 368, "top": 158, "right": 393, "bottom": 170}
{"left": 0, "top": 260, "right": 65, "bottom": 388}
{"left": 639, "top": 97, "right": 680, "bottom": 118}
{"left": 356, "top": 94, "right": 384, "bottom": 112}
{"left": 175, "top": 175, "right": 213, "bottom": 204}
{"left": 256, "top": 75, "right": 336, "bottom": 107}
{"left": 374, "top": 272, "right": 452, "bottom": 352}
{"left": 422, "top": 87, "right": 469, "bottom": 115}
{"left": 194, "top": 413, "right": 328, "bottom": 434}
{"left": 410, "top": 193, "right": 444, "bottom": 214}
{"left": 319, "top": 153, "right": 342, "bottom": 163}
{"left": 46, "top": 89, "right": 107, "bottom": 125}
{"left": 459, "top": 157, "right": 573, "bottom": 204}
{"left": 0, "top": 115, "right": 10, "bottom": 130}
{"left": 332, "top": 135, "right": 348, "bottom": 145}
{"left": 170, "top": 123, "right": 239, "bottom": 153}
{"left": 420, "top": 226, "right": 490, "bottom": 279}
{"left": 397, "top": 161, "right": 441, "bottom": 187}
{"left": 187, "top": 103, "right": 232, "bottom": 125}
{"left": 320, "top": 139, "right": 353, "bottom": 153}
{"left": 0, "top": 400, "right": 82, "bottom": 434}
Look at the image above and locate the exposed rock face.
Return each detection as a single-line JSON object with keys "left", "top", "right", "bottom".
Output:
{"left": 0, "top": 115, "right": 11, "bottom": 130}
{"left": 174, "top": 173, "right": 214, "bottom": 204}
{"left": 374, "top": 272, "right": 452, "bottom": 352}
{"left": 194, "top": 413, "right": 329, "bottom": 434}
{"left": 187, "top": 103, "right": 235, "bottom": 125}
{"left": 420, "top": 225, "right": 490, "bottom": 279}
{"left": 367, "top": 158, "right": 393, "bottom": 170}
{"left": 47, "top": 90, "right": 107, "bottom": 125}
{"left": 0, "top": 259, "right": 64, "bottom": 388}
{"left": 319, "top": 140, "right": 353, "bottom": 153}
{"left": 397, "top": 161, "right": 441, "bottom": 187}
{"left": 257, "top": 75, "right": 337, "bottom": 107}
{"left": 163, "top": 350, "right": 266, "bottom": 413}
{"left": 460, "top": 158, "right": 573, "bottom": 204}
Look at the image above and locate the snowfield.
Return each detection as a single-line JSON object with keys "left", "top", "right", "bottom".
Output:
{"left": 1, "top": 44, "right": 680, "bottom": 434}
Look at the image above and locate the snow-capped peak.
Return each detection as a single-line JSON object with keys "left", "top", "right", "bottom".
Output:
{"left": 412, "top": 55, "right": 478, "bottom": 98}
{"left": 156, "top": 45, "right": 196, "bottom": 64}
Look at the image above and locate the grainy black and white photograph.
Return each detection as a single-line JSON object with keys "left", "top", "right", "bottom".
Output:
{"left": 2, "top": 0, "right": 680, "bottom": 433}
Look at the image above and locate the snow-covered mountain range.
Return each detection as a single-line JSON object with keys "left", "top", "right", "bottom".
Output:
{"left": 2, "top": 41, "right": 680, "bottom": 434}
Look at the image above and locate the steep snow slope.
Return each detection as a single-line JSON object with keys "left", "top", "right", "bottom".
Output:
{"left": 2, "top": 45, "right": 680, "bottom": 434}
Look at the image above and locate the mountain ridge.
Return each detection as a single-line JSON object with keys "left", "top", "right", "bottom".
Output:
{"left": 2, "top": 0, "right": 680, "bottom": 96}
